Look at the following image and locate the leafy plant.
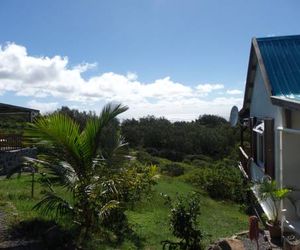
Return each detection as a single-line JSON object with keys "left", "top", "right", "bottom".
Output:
{"left": 184, "top": 163, "right": 246, "bottom": 203}
{"left": 116, "top": 164, "right": 158, "bottom": 205}
{"left": 162, "top": 194, "right": 204, "bottom": 250}
{"left": 258, "top": 177, "right": 291, "bottom": 225}
{"left": 24, "top": 103, "right": 129, "bottom": 241}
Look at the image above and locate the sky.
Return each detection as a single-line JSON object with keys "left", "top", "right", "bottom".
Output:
{"left": 0, "top": 0, "right": 299, "bottom": 121}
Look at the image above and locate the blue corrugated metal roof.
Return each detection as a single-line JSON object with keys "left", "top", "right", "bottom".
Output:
{"left": 257, "top": 35, "right": 300, "bottom": 101}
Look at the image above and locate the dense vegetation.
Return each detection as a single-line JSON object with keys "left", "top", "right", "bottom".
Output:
{"left": 121, "top": 115, "right": 239, "bottom": 161}
{"left": 54, "top": 107, "right": 239, "bottom": 161}
{"left": 0, "top": 105, "right": 248, "bottom": 249}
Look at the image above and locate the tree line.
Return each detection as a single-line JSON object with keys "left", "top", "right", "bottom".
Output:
{"left": 53, "top": 107, "right": 240, "bottom": 161}
{"left": 121, "top": 115, "right": 239, "bottom": 161}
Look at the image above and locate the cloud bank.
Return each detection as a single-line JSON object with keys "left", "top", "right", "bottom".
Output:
{"left": 0, "top": 43, "right": 243, "bottom": 120}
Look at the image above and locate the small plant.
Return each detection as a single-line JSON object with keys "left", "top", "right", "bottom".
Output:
{"left": 258, "top": 177, "right": 291, "bottom": 225}
{"left": 161, "top": 193, "right": 204, "bottom": 250}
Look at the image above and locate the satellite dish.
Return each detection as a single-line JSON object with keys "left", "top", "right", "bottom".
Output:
{"left": 229, "top": 106, "right": 239, "bottom": 127}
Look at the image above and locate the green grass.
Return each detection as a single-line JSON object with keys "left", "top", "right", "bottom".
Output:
{"left": 0, "top": 173, "right": 248, "bottom": 249}
{"left": 0, "top": 174, "right": 72, "bottom": 225}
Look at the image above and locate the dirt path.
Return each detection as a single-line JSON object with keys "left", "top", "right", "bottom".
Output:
{"left": 0, "top": 210, "right": 8, "bottom": 242}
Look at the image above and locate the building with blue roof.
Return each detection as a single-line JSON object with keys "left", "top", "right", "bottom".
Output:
{"left": 239, "top": 35, "right": 300, "bottom": 236}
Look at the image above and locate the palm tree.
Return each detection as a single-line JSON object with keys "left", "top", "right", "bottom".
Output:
{"left": 25, "top": 103, "right": 128, "bottom": 240}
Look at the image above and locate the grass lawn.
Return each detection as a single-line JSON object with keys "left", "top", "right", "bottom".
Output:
{"left": 0, "top": 174, "right": 248, "bottom": 249}
{"left": 0, "top": 174, "right": 73, "bottom": 226}
{"left": 124, "top": 177, "right": 248, "bottom": 249}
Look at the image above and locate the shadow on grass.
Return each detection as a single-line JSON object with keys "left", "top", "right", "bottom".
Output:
{"left": 91, "top": 227, "right": 146, "bottom": 250}
{"left": 9, "top": 218, "right": 77, "bottom": 250}
{"left": 125, "top": 228, "right": 146, "bottom": 249}
{"left": 10, "top": 218, "right": 146, "bottom": 250}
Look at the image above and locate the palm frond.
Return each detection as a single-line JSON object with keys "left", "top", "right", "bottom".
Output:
{"left": 33, "top": 192, "right": 73, "bottom": 218}
{"left": 49, "top": 162, "right": 78, "bottom": 191}
{"left": 25, "top": 113, "right": 82, "bottom": 170}
{"left": 23, "top": 156, "right": 78, "bottom": 191}
{"left": 98, "top": 200, "right": 120, "bottom": 219}
{"left": 80, "top": 103, "right": 128, "bottom": 165}
{"left": 99, "top": 125, "right": 129, "bottom": 168}
{"left": 100, "top": 179, "right": 119, "bottom": 197}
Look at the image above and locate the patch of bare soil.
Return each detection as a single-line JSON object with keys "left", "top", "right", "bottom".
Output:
{"left": 0, "top": 210, "right": 8, "bottom": 242}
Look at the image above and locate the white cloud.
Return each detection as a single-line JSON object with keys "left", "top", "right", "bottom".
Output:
{"left": 226, "top": 89, "right": 243, "bottom": 95}
{"left": 27, "top": 100, "right": 59, "bottom": 113}
{"left": 74, "top": 62, "right": 97, "bottom": 73}
{"left": 196, "top": 83, "right": 224, "bottom": 94}
{"left": 126, "top": 72, "right": 138, "bottom": 81}
{"left": 0, "top": 43, "right": 243, "bottom": 120}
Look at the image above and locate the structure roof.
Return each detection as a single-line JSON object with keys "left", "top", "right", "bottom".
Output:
{"left": 0, "top": 103, "right": 39, "bottom": 114}
{"left": 257, "top": 35, "right": 300, "bottom": 101}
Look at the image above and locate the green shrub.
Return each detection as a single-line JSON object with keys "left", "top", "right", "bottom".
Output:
{"left": 191, "top": 159, "right": 209, "bottom": 168}
{"left": 182, "top": 159, "right": 191, "bottom": 164}
{"left": 161, "top": 194, "right": 204, "bottom": 250}
{"left": 184, "top": 164, "right": 246, "bottom": 203}
{"left": 184, "top": 154, "right": 213, "bottom": 163}
{"left": 160, "top": 163, "right": 184, "bottom": 177}
{"left": 116, "top": 164, "right": 158, "bottom": 205}
{"left": 136, "top": 150, "right": 160, "bottom": 166}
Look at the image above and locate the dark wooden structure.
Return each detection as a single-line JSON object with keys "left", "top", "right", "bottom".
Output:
{"left": 0, "top": 103, "right": 39, "bottom": 152}
{"left": 0, "top": 103, "right": 39, "bottom": 122}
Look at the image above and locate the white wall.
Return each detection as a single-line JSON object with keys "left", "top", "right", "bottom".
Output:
{"left": 250, "top": 66, "right": 283, "bottom": 183}
{"left": 250, "top": 67, "right": 282, "bottom": 127}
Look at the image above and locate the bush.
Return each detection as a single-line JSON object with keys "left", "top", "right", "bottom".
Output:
{"left": 136, "top": 150, "right": 160, "bottom": 166}
{"left": 161, "top": 194, "right": 204, "bottom": 250}
{"left": 184, "top": 154, "right": 212, "bottom": 163}
{"left": 191, "top": 159, "right": 209, "bottom": 168}
{"left": 184, "top": 164, "right": 246, "bottom": 203}
{"left": 117, "top": 164, "right": 158, "bottom": 204}
{"left": 157, "top": 149, "right": 184, "bottom": 162}
{"left": 160, "top": 163, "right": 184, "bottom": 177}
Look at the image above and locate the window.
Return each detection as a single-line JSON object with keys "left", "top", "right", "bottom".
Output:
{"left": 253, "top": 121, "right": 264, "bottom": 168}
{"left": 257, "top": 133, "right": 264, "bottom": 167}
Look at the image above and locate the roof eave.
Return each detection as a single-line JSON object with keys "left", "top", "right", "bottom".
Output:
{"left": 0, "top": 103, "right": 40, "bottom": 113}
{"left": 240, "top": 37, "right": 274, "bottom": 117}
{"left": 239, "top": 39, "right": 257, "bottom": 117}
{"left": 271, "top": 96, "right": 300, "bottom": 111}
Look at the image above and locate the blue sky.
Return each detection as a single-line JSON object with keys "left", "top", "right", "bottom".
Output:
{"left": 0, "top": 0, "right": 299, "bottom": 120}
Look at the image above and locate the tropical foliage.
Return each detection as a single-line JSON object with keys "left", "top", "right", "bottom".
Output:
{"left": 258, "top": 177, "right": 291, "bottom": 224}
{"left": 121, "top": 115, "right": 239, "bottom": 161}
{"left": 25, "top": 103, "right": 131, "bottom": 241}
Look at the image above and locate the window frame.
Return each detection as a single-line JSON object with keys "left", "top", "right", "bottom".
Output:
{"left": 253, "top": 121, "right": 265, "bottom": 168}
